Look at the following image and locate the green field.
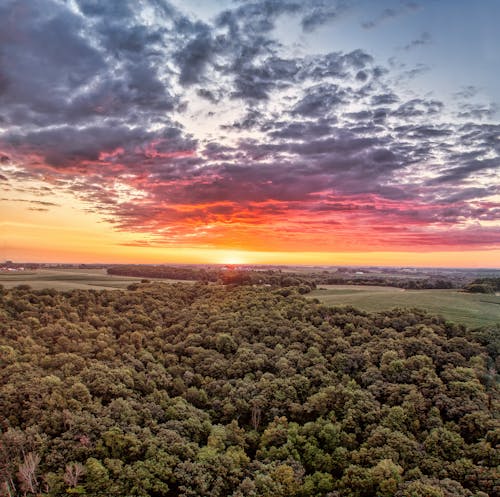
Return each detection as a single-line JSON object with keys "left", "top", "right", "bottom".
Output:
{"left": 308, "top": 285, "right": 500, "bottom": 329}
{"left": 0, "top": 268, "right": 192, "bottom": 290}
{"left": 2, "top": 271, "right": 499, "bottom": 328}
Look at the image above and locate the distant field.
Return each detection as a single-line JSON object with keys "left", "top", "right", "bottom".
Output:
{"left": 2, "top": 272, "right": 498, "bottom": 328}
{"left": 0, "top": 268, "right": 193, "bottom": 290}
{"left": 307, "top": 285, "right": 500, "bottom": 329}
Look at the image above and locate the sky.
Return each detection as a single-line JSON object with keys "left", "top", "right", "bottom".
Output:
{"left": 0, "top": 0, "right": 499, "bottom": 267}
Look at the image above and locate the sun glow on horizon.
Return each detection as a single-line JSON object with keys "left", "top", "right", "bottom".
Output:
{"left": 0, "top": 0, "right": 499, "bottom": 274}
{"left": 214, "top": 250, "right": 250, "bottom": 266}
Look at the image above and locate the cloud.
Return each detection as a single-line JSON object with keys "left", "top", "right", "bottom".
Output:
{"left": 429, "top": 158, "right": 498, "bottom": 184}
{"left": 392, "top": 98, "right": 444, "bottom": 118}
{"left": 291, "top": 84, "right": 346, "bottom": 117}
{"left": 301, "top": 1, "right": 349, "bottom": 32}
{"left": 0, "top": 0, "right": 498, "bottom": 252}
{"left": 403, "top": 31, "right": 431, "bottom": 51}
{"left": 457, "top": 103, "right": 498, "bottom": 120}
{"left": 174, "top": 21, "right": 216, "bottom": 86}
{"left": 0, "top": 198, "right": 60, "bottom": 207}
{"left": 362, "top": 2, "right": 420, "bottom": 29}
{"left": 453, "top": 86, "right": 478, "bottom": 100}
{"left": 371, "top": 93, "right": 399, "bottom": 106}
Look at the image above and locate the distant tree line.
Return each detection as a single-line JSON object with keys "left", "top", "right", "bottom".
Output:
{"left": 463, "top": 278, "right": 500, "bottom": 294}
{"left": 107, "top": 265, "right": 221, "bottom": 282}
{"left": 107, "top": 265, "right": 457, "bottom": 290}
{"left": 0, "top": 282, "right": 498, "bottom": 496}
{"left": 315, "top": 277, "right": 454, "bottom": 290}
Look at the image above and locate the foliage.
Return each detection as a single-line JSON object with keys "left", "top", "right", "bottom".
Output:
{"left": 0, "top": 283, "right": 498, "bottom": 496}
{"left": 464, "top": 278, "right": 500, "bottom": 294}
{"left": 107, "top": 264, "right": 463, "bottom": 290}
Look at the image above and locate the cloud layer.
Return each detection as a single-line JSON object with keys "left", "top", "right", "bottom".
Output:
{"left": 0, "top": 0, "right": 499, "bottom": 253}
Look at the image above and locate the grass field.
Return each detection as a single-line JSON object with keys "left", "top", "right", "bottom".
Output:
{"left": 1, "top": 271, "right": 498, "bottom": 328}
{"left": 0, "top": 268, "right": 193, "bottom": 291}
{"left": 307, "top": 285, "right": 500, "bottom": 329}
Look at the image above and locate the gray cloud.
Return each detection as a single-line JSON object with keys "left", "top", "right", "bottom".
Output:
{"left": 291, "top": 84, "right": 346, "bottom": 117}
{"left": 362, "top": 2, "right": 420, "bottom": 29}
{"left": 392, "top": 98, "right": 444, "bottom": 118}
{"left": 0, "top": 0, "right": 498, "bottom": 250}
{"left": 174, "top": 21, "right": 216, "bottom": 86}
{"left": 403, "top": 31, "right": 431, "bottom": 51}
{"left": 457, "top": 103, "right": 498, "bottom": 120}
{"left": 453, "top": 86, "right": 478, "bottom": 100}
{"left": 301, "top": 0, "right": 349, "bottom": 32}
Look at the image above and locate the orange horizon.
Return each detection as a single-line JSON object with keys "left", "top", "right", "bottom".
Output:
{"left": 3, "top": 245, "right": 499, "bottom": 269}
{"left": 1, "top": 196, "right": 499, "bottom": 270}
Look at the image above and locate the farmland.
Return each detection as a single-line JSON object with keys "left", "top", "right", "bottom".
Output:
{"left": 0, "top": 268, "right": 191, "bottom": 290}
{"left": 1, "top": 268, "right": 498, "bottom": 328}
{"left": 308, "top": 285, "right": 500, "bottom": 329}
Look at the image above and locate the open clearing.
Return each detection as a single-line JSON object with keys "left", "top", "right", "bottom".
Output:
{"left": 308, "top": 285, "right": 500, "bottom": 329}
{"left": 0, "top": 268, "right": 192, "bottom": 291}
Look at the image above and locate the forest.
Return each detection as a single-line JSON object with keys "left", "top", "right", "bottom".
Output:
{"left": 0, "top": 282, "right": 498, "bottom": 496}
{"left": 464, "top": 278, "right": 500, "bottom": 294}
{"left": 107, "top": 265, "right": 459, "bottom": 290}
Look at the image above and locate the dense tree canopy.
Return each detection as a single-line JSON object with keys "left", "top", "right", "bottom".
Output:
{"left": 0, "top": 282, "right": 498, "bottom": 496}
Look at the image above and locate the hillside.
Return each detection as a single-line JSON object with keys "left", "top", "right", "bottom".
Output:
{"left": 0, "top": 283, "right": 498, "bottom": 496}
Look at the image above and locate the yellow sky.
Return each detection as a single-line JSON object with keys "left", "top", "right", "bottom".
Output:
{"left": 1, "top": 195, "right": 499, "bottom": 267}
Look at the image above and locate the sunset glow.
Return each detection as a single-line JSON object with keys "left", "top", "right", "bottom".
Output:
{"left": 0, "top": 0, "right": 499, "bottom": 266}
